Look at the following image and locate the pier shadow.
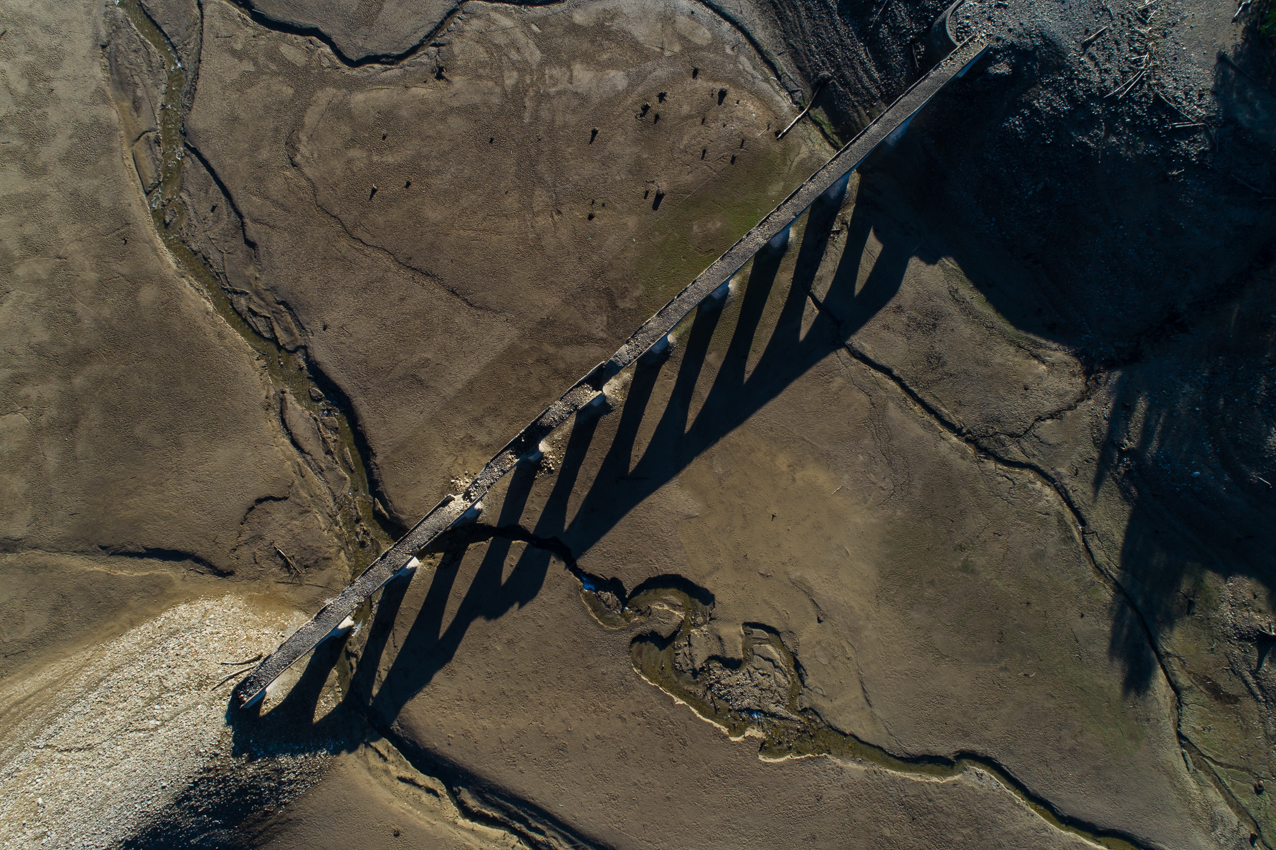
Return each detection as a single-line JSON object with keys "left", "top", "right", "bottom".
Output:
{"left": 349, "top": 173, "right": 921, "bottom": 729}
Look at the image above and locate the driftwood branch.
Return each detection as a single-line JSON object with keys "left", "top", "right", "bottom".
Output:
{"left": 220, "top": 653, "right": 264, "bottom": 667}
{"left": 777, "top": 76, "right": 830, "bottom": 140}
{"left": 1081, "top": 26, "right": 1109, "bottom": 49}
{"left": 274, "top": 544, "right": 302, "bottom": 576}
{"left": 212, "top": 666, "right": 256, "bottom": 691}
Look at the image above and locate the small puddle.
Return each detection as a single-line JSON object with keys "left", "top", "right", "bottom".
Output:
{"left": 113, "top": 0, "right": 395, "bottom": 573}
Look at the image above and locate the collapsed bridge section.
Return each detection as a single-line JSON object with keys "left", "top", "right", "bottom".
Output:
{"left": 234, "top": 35, "right": 991, "bottom": 710}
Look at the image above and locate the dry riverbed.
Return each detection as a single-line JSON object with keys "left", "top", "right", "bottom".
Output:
{"left": 2, "top": 0, "right": 1274, "bottom": 845}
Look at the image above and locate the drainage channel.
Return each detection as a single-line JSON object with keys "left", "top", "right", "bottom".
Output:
{"left": 113, "top": 0, "right": 398, "bottom": 572}
{"left": 570, "top": 571, "right": 1147, "bottom": 850}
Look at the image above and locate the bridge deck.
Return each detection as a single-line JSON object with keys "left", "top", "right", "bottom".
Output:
{"left": 233, "top": 37, "right": 990, "bottom": 710}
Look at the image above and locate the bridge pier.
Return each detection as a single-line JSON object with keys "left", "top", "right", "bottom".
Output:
{"left": 884, "top": 115, "right": 914, "bottom": 147}
{"left": 767, "top": 224, "right": 791, "bottom": 251}
{"left": 454, "top": 501, "right": 484, "bottom": 526}
{"left": 521, "top": 440, "right": 549, "bottom": 464}
{"left": 577, "top": 392, "right": 609, "bottom": 422}
{"left": 393, "top": 556, "right": 422, "bottom": 580}
{"left": 822, "top": 172, "right": 852, "bottom": 204}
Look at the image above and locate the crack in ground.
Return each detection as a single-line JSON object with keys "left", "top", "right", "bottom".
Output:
{"left": 1091, "top": 236, "right": 1276, "bottom": 372}
{"left": 347, "top": 683, "right": 608, "bottom": 850}
{"left": 223, "top": 0, "right": 473, "bottom": 67}
{"left": 292, "top": 166, "right": 497, "bottom": 314}
{"left": 804, "top": 288, "right": 1265, "bottom": 846}
{"left": 220, "top": 0, "right": 815, "bottom": 113}
{"left": 93, "top": 545, "right": 230, "bottom": 576}
{"left": 113, "top": 0, "right": 406, "bottom": 568}
{"left": 182, "top": 140, "right": 258, "bottom": 251}
{"left": 995, "top": 373, "right": 1104, "bottom": 442}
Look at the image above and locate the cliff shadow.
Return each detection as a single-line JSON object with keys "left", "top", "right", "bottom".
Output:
{"left": 883, "top": 33, "right": 1276, "bottom": 694}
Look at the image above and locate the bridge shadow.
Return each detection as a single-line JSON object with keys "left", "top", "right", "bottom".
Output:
{"left": 132, "top": 173, "right": 912, "bottom": 847}
{"left": 350, "top": 173, "right": 923, "bottom": 732}
{"left": 1092, "top": 19, "right": 1276, "bottom": 696}
{"left": 160, "top": 174, "right": 915, "bottom": 847}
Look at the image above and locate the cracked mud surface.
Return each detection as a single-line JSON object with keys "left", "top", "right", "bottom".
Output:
{"left": 2, "top": 0, "right": 1276, "bottom": 846}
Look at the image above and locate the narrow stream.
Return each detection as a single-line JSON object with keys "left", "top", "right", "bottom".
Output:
{"left": 574, "top": 569, "right": 1143, "bottom": 850}
{"left": 114, "top": 0, "right": 396, "bottom": 574}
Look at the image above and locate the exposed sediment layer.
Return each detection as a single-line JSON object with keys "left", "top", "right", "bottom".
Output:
{"left": 233, "top": 35, "right": 992, "bottom": 709}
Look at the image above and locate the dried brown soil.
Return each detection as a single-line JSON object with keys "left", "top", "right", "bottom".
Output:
{"left": 2, "top": 0, "right": 1275, "bottom": 846}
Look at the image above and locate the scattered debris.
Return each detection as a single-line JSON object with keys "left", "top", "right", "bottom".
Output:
{"left": 776, "top": 75, "right": 828, "bottom": 139}
{"left": 1106, "top": 68, "right": 1147, "bottom": 99}
{"left": 211, "top": 666, "right": 254, "bottom": 690}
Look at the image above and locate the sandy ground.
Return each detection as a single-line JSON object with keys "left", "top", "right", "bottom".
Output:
{"left": 0, "top": 584, "right": 310, "bottom": 849}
